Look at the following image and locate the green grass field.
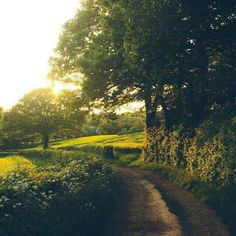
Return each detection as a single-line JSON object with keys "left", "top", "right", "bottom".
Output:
{"left": 52, "top": 132, "right": 144, "bottom": 149}
{"left": 27, "top": 132, "right": 144, "bottom": 151}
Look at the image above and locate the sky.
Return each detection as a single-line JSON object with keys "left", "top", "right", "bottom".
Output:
{"left": 0, "top": 0, "right": 80, "bottom": 109}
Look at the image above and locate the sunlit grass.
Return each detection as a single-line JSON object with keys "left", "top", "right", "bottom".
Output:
{"left": 52, "top": 134, "right": 117, "bottom": 148}
{"left": 25, "top": 133, "right": 144, "bottom": 151}
{"left": 51, "top": 132, "right": 144, "bottom": 149}
{"left": 0, "top": 156, "right": 36, "bottom": 177}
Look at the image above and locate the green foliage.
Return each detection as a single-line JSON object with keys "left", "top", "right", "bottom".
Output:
{"left": 4, "top": 88, "right": 61, "bottom": 149}
{"left": 0, "top": 152, "right": 17, "bottom": 158}
{"left": 3, "top": 88, "right": 86, "bottom": 150}
{"left": 143, "top": 127, "right": 186, "bottom": 166}
{"left": 81, "top": 112, "right": 144, "bottom": 136}
{"left": 144, "top": 110, "right": 236, "bottom": 186}
{"left": 26, "top": 110, "right": 235, "bottom": 186}
{"left": 27, "top": 109, "right": 235, "bottom": 186}
{"left": 0, "top": 155, "right": 115, "bottom": 236}
{"left": 50, "top": 0, "right": 235, "bottom": 133}
{"left": 185, "top": 112, "right": 236, "bottom": 185}
{"left": 54, "top": 89, "right": 88, "bottom": 139}
{"left": 49, "top": 0, "right": 235, "bottom": 190}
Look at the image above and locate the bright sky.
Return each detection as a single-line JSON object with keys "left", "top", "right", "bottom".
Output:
{"left": 0, "top": 0, "right": 80, "bottom": 109}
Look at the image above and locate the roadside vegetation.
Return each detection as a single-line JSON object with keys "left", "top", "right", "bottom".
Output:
{"left": 0, "top": 154, "right": 115, "bottom": 236}
{"left": 21, "top": 123, "right": 235, "bottom": 234}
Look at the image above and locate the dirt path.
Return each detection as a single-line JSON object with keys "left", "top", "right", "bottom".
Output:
{"left": 102, "top": 166, "right": 182, "bottom": 236}
{"left": 101, "top": 165, "right": 230, "bottom": 236}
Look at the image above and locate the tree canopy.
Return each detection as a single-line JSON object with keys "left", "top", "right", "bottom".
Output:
{"left": 49, "top": 0, "right": 236, "bottom": 161}
{"left": 50, "top": 0, "right": 235, "bottom": 132}
{"left": 4, "top": 88, "right": 86, "bottom": 149}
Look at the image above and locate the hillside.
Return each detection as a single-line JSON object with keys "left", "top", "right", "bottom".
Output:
{"left": 26, "top": 133, "right": 144, "bottom": 151}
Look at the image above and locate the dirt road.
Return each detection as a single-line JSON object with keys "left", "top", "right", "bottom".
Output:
{"left": 101, "top": 165, "right": 230, "bottom": 236}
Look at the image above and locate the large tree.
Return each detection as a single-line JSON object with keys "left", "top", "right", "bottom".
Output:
{"left": 49, "top": 0, "right": 236, "bottom": 158}
{"left": 49, "top": 0, "right": 182, "bottom": 128}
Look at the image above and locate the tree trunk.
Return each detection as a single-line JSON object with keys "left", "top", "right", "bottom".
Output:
{"left": 145, "top": 111, "right": 157, "bottom": 129}
{"left": 195, "top": 39, "right": 209, "bottom": 124}
{"left": 143, "top": 93, "right": 160, "bottom": 162}
{"left": 144, "top": 86, "right": 159, "bottom": 129}
{"left": 42, "top": 134, "right": 49, "bottom": 149}
{"left": 159, "top": 95, "right": 170, "bottom": 131}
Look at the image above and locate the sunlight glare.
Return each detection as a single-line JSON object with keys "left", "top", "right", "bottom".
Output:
{"left": 53, "top": 82, "right": 75, "bottom": 95}
{"left": 0, "top": 0, "right": 80, "bottom": 110}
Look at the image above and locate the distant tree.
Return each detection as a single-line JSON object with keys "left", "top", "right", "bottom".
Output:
{"left": 54, "top": 89, "right": 88, "bottom": 139}
{"left": 116, "top": 112, "right": 144, "bottom": 134}
{"left": 4, "top": 88, "right": 87, "bottom": 149}
{"left": 5, "top": 88, "right": 62, "bottom": 149}
{"left": 80, "top": 111, "right": 144, "bottom": 136}
{"left": 4, "top": 88, "right": 86, "bottom": 149}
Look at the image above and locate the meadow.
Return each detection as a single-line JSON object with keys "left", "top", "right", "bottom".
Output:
{"left": 36, "top": 132, "right": 144, "bottom": 150}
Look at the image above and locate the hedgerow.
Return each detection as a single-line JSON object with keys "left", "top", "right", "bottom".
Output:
{"left": 144, "top": 110, "right": 236, "bottom": 186}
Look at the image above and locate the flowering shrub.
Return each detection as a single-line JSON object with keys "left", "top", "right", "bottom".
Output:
{"left": 0, "top": 158, "right": 115, "bottom": 236}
